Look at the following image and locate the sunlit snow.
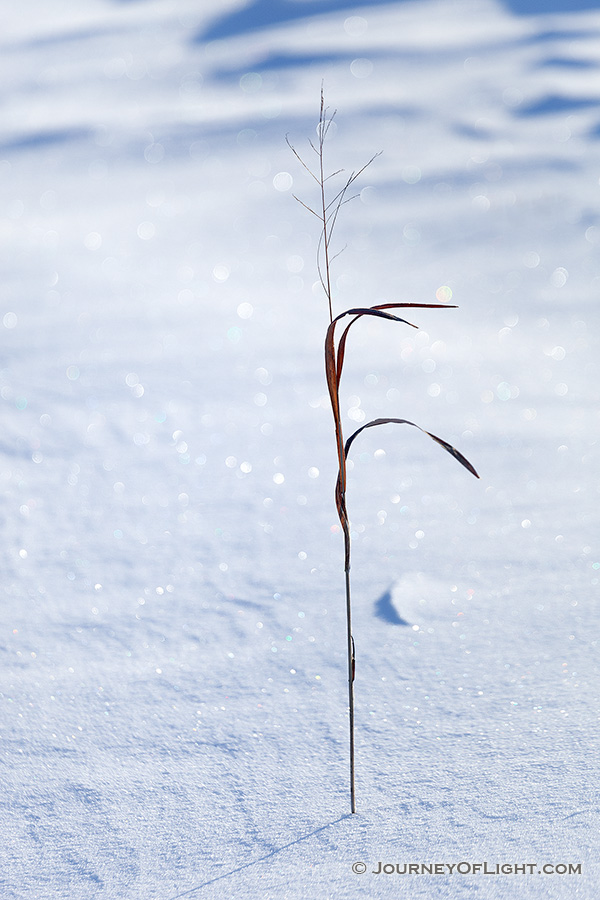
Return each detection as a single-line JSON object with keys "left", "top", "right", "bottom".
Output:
{"left": 1, "top": 0, "right": 599, "bottom": 897}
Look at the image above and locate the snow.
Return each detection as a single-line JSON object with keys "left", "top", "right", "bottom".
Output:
{"left": 1, "top": 0, "right": 599, "bottom": 897}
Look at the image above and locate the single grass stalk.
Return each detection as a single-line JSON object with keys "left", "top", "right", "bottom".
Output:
{"left": 288, "top": 89, "right": 480, "bottom": 815}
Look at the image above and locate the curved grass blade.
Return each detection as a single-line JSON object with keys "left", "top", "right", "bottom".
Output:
{"left": 343, "top": 416, "right": 480, "bottom": 479}
{"left": 325, "top": 307, "right": 418, "bottom": 474}
{"left": 325, "top": 303, "right": 459, "bottom": 488}
{"left": 335, "top": 302, "right": 455, "bottom": 383}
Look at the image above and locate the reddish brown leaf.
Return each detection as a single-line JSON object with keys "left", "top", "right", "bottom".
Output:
{"left": 344, "top": 416, "right": 480, "bottom": 479}
{"left": 334, "top": 302, "right": 455, "bottom": 384}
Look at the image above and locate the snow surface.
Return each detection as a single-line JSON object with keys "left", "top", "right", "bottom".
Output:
{"left": 2, "top": 0, "right": 599, "bottom": 897}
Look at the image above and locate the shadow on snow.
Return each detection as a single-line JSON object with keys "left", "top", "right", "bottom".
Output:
{"left": 374, "top": 589, "right": 409, "bottom": 626}
{"left": 503, "top": 0, "right": 600, "bottom": 12}
{"left": 0, "top": 127, "right": 93, "bottom": 154}
{"left": 165, "top": 815, "right": 351, "bottom": 897}
{"left": 198, "top": 0, "right": 406, "bottom": 41}
{"left": 197, "top": 0, "right": 600, "bottom": 42}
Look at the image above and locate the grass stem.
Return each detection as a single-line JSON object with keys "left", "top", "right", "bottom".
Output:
{"left": 288, "top": 90, "right": 479, "bottom": 816}
{"left": 345, "top": 565, "right": 356, "bottom": 814}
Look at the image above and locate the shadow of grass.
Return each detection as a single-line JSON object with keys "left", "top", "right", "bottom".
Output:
{"left": 166, "top": 815, "right": 352, "bottom": 898}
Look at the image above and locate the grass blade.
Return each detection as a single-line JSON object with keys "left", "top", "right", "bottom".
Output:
{"left": 344, "top": 416, "right": 480, "bottom": 479}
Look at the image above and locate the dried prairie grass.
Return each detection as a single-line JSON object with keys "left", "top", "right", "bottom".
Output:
{"left": 288, "top": 89, "right": 479, "bottom": 814}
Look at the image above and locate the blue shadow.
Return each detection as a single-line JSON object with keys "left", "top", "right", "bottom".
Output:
{"left": 537, "top": 56, "right": 597, "bottom": 68}
{"left": 0, "top": 127, "right": 92, "bottom": 153}
{"left": 216, "top": 49, "right": 357, "bottom": 75}
{"left": 198, "top": 0, "right": 600, "bottom": 42}
{"left": 514, "top": 94, "right": 600, "bottom": 116}
{"left": 166, "top": 815, "right": 351, "bottom": 898}
{"left": 504, "top": 0, "right": 600, "bottom": 11}
{"left": 199, "top": 0, "right": 405, "bottom": 42}
{"left": 374, "top": 589, "right": 409, "bottom": 626}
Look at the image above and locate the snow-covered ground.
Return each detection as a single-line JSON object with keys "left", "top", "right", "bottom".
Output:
{"left": 2, "top": 0, "right": 599, "bottom": 897}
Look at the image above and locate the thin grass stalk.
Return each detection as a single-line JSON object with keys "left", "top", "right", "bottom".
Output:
{"left": 317, "top": 95, "right": 334, "bottom": 324}
{"left": 345, "top": 567, "right": 355, "bottom": 814}
{"left": 288, "top": 90, "right": 479, "bottom": 816}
